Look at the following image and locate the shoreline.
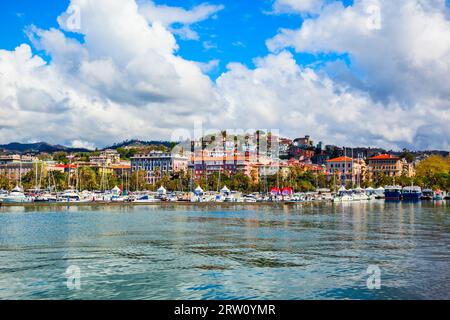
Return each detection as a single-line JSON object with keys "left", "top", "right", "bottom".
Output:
{"left": 0, "top": 201, "right": 313, "bottom": 208}
{"left": 1, "top": 199, "right": 445, "bottom": 208}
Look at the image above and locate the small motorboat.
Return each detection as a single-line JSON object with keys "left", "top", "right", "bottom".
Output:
{"left": 421, "top": 189, "right": 434, "bottom": 200}
{"left": 433, "top": 190, "right": 444, "bottom": 201}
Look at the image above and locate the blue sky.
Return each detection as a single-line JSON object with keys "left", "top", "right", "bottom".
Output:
{"left": 0, "top": 0, "right": 353, "bottom": 79}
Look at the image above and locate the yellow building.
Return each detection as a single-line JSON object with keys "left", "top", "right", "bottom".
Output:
{"left": 367, "top": 154, "right": 402, "bottom": 179}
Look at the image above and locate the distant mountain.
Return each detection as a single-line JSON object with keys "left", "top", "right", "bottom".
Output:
{"left": 0, "top": 142, "right": 91, "bottom": 154}
{"left": 104, "top": 139, "right": 174, "bottom": 150}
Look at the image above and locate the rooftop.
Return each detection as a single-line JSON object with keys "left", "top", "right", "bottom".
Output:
{"left": 326, "top": 156, "right": 353, "bottom": 163}
{"left": 367, "top": 154, "right": 400, "bottom": 160}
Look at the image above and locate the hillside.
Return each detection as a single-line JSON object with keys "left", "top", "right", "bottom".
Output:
{"left": 0, "top": 142, "right": 91, "bottom": 154}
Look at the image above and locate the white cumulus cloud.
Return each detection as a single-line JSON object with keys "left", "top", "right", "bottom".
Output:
{"left": 138, "top": 1, "right": 224, "bottom": 40}
{"left": 0, "top": 0, "right": 449, "bottom": 151}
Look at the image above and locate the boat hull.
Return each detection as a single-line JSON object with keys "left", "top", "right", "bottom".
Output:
{"left": 384, "top": 191, "right": 401, "bottom": 201}
{"left": 402, "top": 193, "right": 422, "bottom": 201}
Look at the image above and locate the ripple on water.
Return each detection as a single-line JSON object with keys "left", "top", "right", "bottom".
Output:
{"left": 0, "top": 201, "right": 449, "bottom": 299}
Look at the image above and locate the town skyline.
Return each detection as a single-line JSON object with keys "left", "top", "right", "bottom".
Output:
{"left": 1, "top": 133, "right": 449, "bottom": 155}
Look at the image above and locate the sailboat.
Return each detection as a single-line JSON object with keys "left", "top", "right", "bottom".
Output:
{"left": 2, "top": 186, "right": 32, "bottom": 203}
{"left": 333, "top": 186, "right": 353, "bottom": 202}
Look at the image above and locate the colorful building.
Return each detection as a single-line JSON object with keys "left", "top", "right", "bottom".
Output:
{"left": 89, "top": 149, "right": 121, "bottom": 166}
{"left": 131, "top": 152, "right": 188, "bottom": 184}
{"left": 326, "top": 156, "right": 365, "bottom": 185}
{"left": 188, "top": 152, "right": 252, "bottom": 180}
{"left": 367, "top": 154, "right": 402, "bottom": 179}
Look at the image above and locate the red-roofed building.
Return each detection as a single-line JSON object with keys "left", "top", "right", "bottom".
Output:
{"left": 326, "top": 156, "right": 366, "bottom": 185}
{"left": 367, "top": 154, "right": 402, "bottom": 179}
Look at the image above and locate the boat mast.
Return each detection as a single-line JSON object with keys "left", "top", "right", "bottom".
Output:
{"left": 35, "top": 160, "right": 38, "bottom": 191}
{"left": 19, "top": 160, "right": 22, "bottom": 188}
{"left": 351, "top": 148, "right": 354, "bottom": 188}
{"left": 343, "top": 147, "right": 346, "bottom": 187}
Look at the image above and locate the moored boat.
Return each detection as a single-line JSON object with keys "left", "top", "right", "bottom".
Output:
{"left": 59, "top": 189, "right": 80, "bottom": 202}
{"left": 374, "top": 187, "right": 385, "bottom": 199}
{"left": 133, "top": 195, "right": 161, "bottom": 203}
{"left": 402, "top": 186, "right": 422, "bottom": 201}
{"left": 333, "top": 186, "right": 353, "bottom": 202}
{"left": 433, "top": 190, "right": 444, "bottom": 200}
{"left": 2, "top": 186, "right": 32, "bottom": 203}
{"left": 384, "top": 185, "right": 402, "bottom": 201}
{"left": 421, "top": 189, "right": 434, "bottom": 200}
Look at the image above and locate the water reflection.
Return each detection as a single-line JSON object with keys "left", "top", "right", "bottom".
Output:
{"left": 0, "top": 201, "right": 449, "bottom": 299}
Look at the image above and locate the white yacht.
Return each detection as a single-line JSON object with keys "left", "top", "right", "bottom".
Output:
{"left": 2, "top": 186, "right": 32, "bottom": 203}
{"left": 59, "top": 189, "right": 80, "bottom": 202}
{"left": 243, "top": 195, "right": 257, "bottom": 203}
{"left": 351, "top": 188, "right": 367, "bottom": 201}
{"left": 133, "top": 194, "right": 161, "bottom": 203}
{"left": 34, "top": 193, "right": 58, "bottom": 202}
{"left": 333, "top": 187, "right": 354, "bottom": 202}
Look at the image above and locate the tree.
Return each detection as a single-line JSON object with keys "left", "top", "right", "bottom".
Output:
{"left": 229, "top": 172, "right": 251, "bottom": 192}
{"left": 416, "top": 155, "right": 450, "bottom": 177}
{"left": 329, "top": 170, "right": 340, "bottom": 192}
{"left": 130, "top": 170, "right": 147, "bottom": 191}
{"left": 0, "top": 174, "right": 11, "bottom": 190}
{"left": 400, "top": 150, "right": 415, "bottom": 163}
{"left": 415, "top": 155, "right": 450, "bottom": 189}
{"left": 53, "top": 152, "right": 69, "bottom": 164}
{"left": 79, "top": 167, "right": 97, "bottom": 191}
{"left": 76, "top": 152, "right": 90, "bottom": 162}
{"left": 362, "top": 170, "right": 372, "bottom": 188}
{"left": 106, "top": 172, "right": 119, "bottom": 190}
{"left": 374, "top": 172, "right": 393, "bottom": 187}
{"left": 48, "top": 171, "right": 69, "bottom": 191}
{"left": 117, "top": 147, "right": 138, "bottom": 160}
{"left": 158, "top": 172, "right": 171, "bottom": 189}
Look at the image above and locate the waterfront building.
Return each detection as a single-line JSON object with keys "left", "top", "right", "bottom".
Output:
{"left": 131, "top": 152, "right": 188, "bottom": 184}
{"left": 289, "top": 135, "right": 315, "bottom": 160}
{"left": 278, "top": 138, "right": 292, "bottom": 159}
{"left": 367, "top": 154, "right": 402, "bottom": 179}
{"left": 97, "top": 163, "right": 132, "bottom": 179}
{"left": 0, "top": 154, "right": 21, "bottom": 164}
{"left": 89, "top": 149, "right": 121, "bottom": 166}
{"left": 311, "top": 152, "right": 330, "bottom": 165}
{"left": 255, "top": 159, "right": 326, "bottom": 182}
{"left": 0, "top": 161, "right": 36, "bottom": 182}
{"left": 402, "top": 160, "right": 416, "bottom": 177}
{"left": 0, "top": 155, "right": 40, "bottom": 184}
{"left": 293, "top": 136, "right": 314, "bottom": 148}
{"left": 326, "top": 156, "right": 365, "bottom": 185}
{"left": 0, "top": 154, "right": 38, "bottom": 165}
{"left": 188, "top": 152, "right": 252, "bottom": 180}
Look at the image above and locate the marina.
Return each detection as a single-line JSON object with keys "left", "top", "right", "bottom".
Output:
{"left": 0, "top": 185, "right": 447, "bottom": 207}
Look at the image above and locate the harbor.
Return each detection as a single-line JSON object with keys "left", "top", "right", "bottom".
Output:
{"left": 1, "top": 200, "right": 449, "bottom": 300}
{"left": 1, "top": 184, "right": 449, "bottom": 207}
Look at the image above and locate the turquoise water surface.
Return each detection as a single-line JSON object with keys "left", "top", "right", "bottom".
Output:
{"left": 0, "top": 201, "right": 449, "bottom": 300}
